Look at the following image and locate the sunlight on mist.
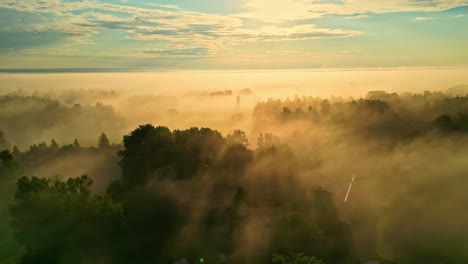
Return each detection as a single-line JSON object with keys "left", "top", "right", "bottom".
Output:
{"left": 1, "top": 67, "right": 466, "bottom": 145}
{"left": 1, "top": 0, "right": 468, "bottom": 261}
{"left": 2, "top": 67, "right": 468, "bottom": 264}
{"left": 2, "top": 68, "right": 468, "bottom": 97}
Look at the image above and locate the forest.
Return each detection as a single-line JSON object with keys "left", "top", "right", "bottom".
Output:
{"left": 2, "top": 87, "right": 468, "bottom": 264}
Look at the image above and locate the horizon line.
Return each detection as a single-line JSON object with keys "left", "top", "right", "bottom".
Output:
{"left": 0, "top": 66, "right": 467, "bottom": 74}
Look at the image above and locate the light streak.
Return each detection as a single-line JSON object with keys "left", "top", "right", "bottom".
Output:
{"left": 344, "top": 174, "right": 355, "bottom": 202}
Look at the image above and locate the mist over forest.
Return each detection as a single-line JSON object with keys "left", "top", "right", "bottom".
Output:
{"left": 1, "top": 70, "right": 468, "bottom": 264}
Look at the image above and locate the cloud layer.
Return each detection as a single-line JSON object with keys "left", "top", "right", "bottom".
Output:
{"left": 0, "top": 0, "right": 466, "bottom": 67}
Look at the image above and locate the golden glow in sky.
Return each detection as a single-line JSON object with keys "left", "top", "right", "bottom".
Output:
{"left": 0, "top": 0, "right": 466, "bottom": 70}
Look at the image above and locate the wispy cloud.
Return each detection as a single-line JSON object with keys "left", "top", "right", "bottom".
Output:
{"left": 414, "top": 16, "right": 436, "bottom": 21}
{"left": 144, "top": 3, "right": 181, "bottom": 10}
{"left": 138, "top": 47, "right": 210, "bottom": 57}
{"left": 241, "top": 0, "right": 467, "bottom": 22}
{"left": 0, "top": 0, "right": 361, "bottom": 56}
{"left": 345, "top": 14, "right": 368, "bottom": 19}
{"left": 454, "top": 14, "right": 465, "bottom": 18}
{"left": 0, "top": 0, "right": 467, "bottom": 67}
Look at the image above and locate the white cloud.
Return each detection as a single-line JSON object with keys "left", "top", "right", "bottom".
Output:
{"left": 144, "top": 3, "right": 181, "bottom": 9}
{"left": 241, "top": 0, "right": 467, "bottom": 22}
{"left": 310, "top": 0, "right": 467, "bottom": 14}
{"left": 21, "top": 48, "right": 97, "bottom": 56}
{"left": 454, "top": 14, "right": 465, "bottom": 18}
{"left": 0, "top": 0, "right": 361, "bottom": 51}
{"left": 414, "top": 17, "right": 436, "bottom": 21}
{"left": 345, "top": 14, "right": 368, "bottom": 19}
{"left": 0, "top": 0, "right": 464, "bottom": 59}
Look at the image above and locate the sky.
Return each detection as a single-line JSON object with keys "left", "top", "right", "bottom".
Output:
{"left": 0, "top": 0, "right": 467, "bottom": 70}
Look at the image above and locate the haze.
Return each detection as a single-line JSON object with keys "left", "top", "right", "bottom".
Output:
{"left": 1, "top": 0, "right": 468, "bottom": 263}
{"left": 2, "top": 68, "right": 468, "bottom": 98}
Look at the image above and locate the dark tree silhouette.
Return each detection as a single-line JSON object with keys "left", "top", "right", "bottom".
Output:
{"left": 12, "top": 146, "right": 21, "bottom": 158}
{"left": 98, "top": 133, "right": 111, "bottom": 149}
{"left": 434, "top": 114, "right": 457, "bottom": 132}
{"left": 50, "top": 139, "right": 59, "bottom": 152}
{"left": 226, "top": 130, "right": 249, "bottom": 147}
{"left": 0, "top": 129, "right": 10, "bottom": 150}
{"left": 73, "top": 139, "right": 81, "bottom": 148}
{"left": 320, "top": 99, "right": 331, "bottom": 115}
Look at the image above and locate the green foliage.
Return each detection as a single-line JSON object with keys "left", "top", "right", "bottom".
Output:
{"left": 110, "top": 125, "right": 255, "bottom": 263}
{"left": 119, "top": 189, "right": 186, "bottom": 263}
{"left": 266, "top": 188, "right": 353, "bottom": 263}
{"left": 272, "top": 253, "right": 324, "bottom": 264}
{"left": 6, "top": 90, "right": 468, "bottom": 264}
{"left": 4, "top": 123, "right": 355, "bottom": 264}
{"left": 118, "top": 124, "right": 227, "bottom": 186}
{"left": 199, "top": 186, "right": 247, "bottom": 259}
{"left": 0, "top": 150, "right": 23, "bottom": 262}
{"left": 269, "top": 213, "right": 321, "bottom": 256}
{"left": 10, "top": 175, "right": 128, "bottom": 264}
{"left": 0, "top": 150, "right": 15, "bottom": 168}
{"left": 309, "top": 188, "right": 353, "bottom": 261}
{"left": 226, "top": 130, "right": 249, "bottom": 147}
{"left": 221, "top": 144, "right": 253, "bottom": 174}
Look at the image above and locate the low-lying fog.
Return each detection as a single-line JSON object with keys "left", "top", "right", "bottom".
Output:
{"left": 2, "top": 67, "right": 468, "bottom": 263}
{"left": 1, "top": 67, "right": 467, "bottom": 147}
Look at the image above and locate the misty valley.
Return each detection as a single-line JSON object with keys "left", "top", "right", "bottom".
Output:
{"left": 1, "top": 0, "right": 468, "bottom": 261}
{"left": 2, "top": 85, "right": 468, "bottom": 264}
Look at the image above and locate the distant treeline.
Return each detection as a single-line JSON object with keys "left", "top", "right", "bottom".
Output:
{"left": 253, "top": 90, "right": 468, "bottom": 144}
{"left": 0, "top": 95, "right": 125, "bottom": 148}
